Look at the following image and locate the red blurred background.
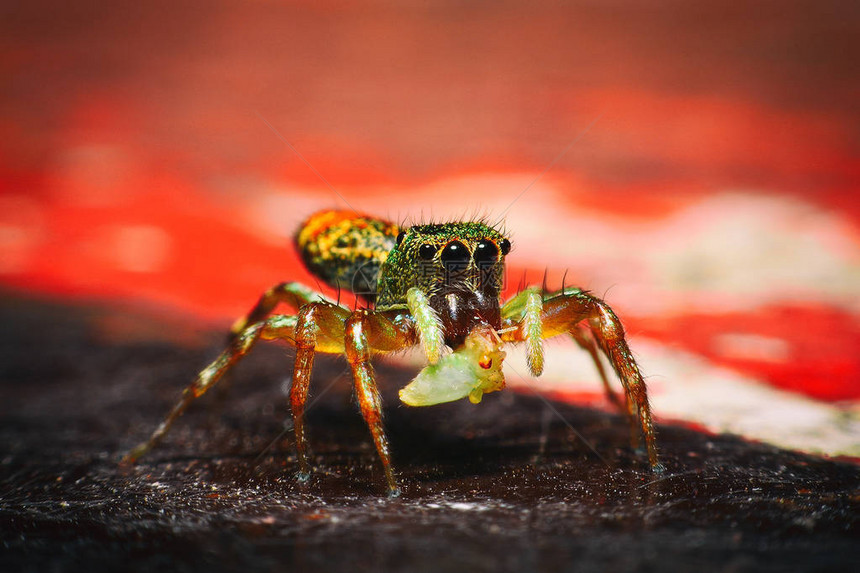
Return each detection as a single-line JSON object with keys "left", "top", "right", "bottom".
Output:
{"left": 1, "top": 2, "right": 858, "bottom": 455}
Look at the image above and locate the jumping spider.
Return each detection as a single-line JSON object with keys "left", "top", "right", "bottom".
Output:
{"left": 124, "top": 210, "right": 661, "bottom": 495}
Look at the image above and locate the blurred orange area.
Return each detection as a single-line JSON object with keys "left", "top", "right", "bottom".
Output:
{"left": 1, "top": 1, "right": 858, "bottom": 414}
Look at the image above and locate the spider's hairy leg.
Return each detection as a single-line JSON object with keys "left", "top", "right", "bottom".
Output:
{"left": 343, "top": 310, "right": 417, "bottom": 496}
{"left": 122, "top": 315, "right": 298, "bottom": 464}
{"left": 230, "top": 282, "right": 328, "bottom": 342}
{"left": 501, "top": 287, "right": 661, "bottom": 471}
{"left": 499, "top": 287, "right": 544, "bottom": 376}
{"left": 406, "top": 287, "right": 445, "bottom": 364}
{"left": 571, "top": 325, "right": 627, "bottom": 413}
{"left": 290, "top": 302, "right": 350, "bottom": 480}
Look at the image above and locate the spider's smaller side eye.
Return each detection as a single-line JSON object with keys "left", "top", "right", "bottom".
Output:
{"left": 499, "top": 238, "right": 511, "bottom": 256}
{"left": 396, "top": 230, "right": 406, "bottom": 246}
{"left": 418, "top": 243, "right": 438, "bottom": 260}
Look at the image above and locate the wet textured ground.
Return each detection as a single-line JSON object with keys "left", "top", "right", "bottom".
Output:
{"left": 1, "top": 295, "right": 858, "bottom": 572}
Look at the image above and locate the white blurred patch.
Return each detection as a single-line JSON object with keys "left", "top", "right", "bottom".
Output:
{"left": 492, "top": 186, "right": 860, "bottom": 316}
{"left": 631, "top": 339, "right": 860, "bottom": 458}
{"left": 712, "top": 333, "right": 791, "bottom": 363}
{"left": 643, "top": 192, "right": 860, "bottom": 314}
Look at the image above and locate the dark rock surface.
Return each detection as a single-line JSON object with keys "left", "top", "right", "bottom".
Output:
{"left": 1, "top": 295, "right": 857, "bottom": 572}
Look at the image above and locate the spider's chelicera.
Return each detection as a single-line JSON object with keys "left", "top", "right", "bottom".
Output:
{"left": 124, "top": 210, "right": 661, "bottom": 495}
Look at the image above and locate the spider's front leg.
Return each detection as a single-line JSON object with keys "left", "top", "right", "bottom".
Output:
{"left": 291, "top": 304, "right": 417, "bottom": 495}
{"left": 289, "top": 302, "right": 350, "bottom": 481}
{"left": 500, "top": 287, "right": 661, "bottom": 471}
{"left": 570, "top": 324, "right": 627, "bottom": 411}
{"left": 341, "top": 309, "right": 418, "bottom": 495}
{"left": 122, "top": 314, "right": 300, "bottom": 464}
{"left": 122, "top": 299, "right": 348, "bottom": 468}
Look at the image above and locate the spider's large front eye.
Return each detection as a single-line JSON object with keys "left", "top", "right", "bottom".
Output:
{"left": 499, "top": 238, "right": 511, "bottom": 256}
{"left": 418, "top": 243, "right": 438, "bottom": 260}
{"left": 396, "top": 230, "right": 406, "bottom": 246}
{"left": 473, "top": 239, "right": 499, "bottom": 264}
{"left": 441, "top": 241, "right": 470, "bottom": 265}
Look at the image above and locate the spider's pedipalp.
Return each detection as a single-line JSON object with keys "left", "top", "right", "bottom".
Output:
{"left": 523, "top": 290, "right": 544, "bottom": 376}
{"left": 406, "top": 287, "right": 445, "bottom": 364}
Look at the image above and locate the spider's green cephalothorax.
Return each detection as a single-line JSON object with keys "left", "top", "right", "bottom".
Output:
{"left": 376, "top": 221, "right": 509, "bottom": 309}
{"left": 377, "top": 221, "right": 511, "bottom": 349}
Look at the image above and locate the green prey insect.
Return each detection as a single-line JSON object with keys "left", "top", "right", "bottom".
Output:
{"left": 124, "top": 209, "right": 661, "bottom": 495}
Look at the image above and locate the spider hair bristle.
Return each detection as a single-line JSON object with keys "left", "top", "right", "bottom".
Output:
{"left": 489, "top": 212, "right": 506, "bottom": 230}
{"left": 396, "top": 211, "right": 410, "bottom": 232}
{"left": 312, "top": 278, "right": 328, "bottom": 300}
{"left": 497, "top": 221, "right": 510, "bottom": 239}
{"left": 517, "top": 270, "right": 527, "bottom": 294}
{"left": 541, "top": 268, "right": 549, "bottom": 298}
{"left": 601, "top": 284, "right": 616, "bottom": 301}
{"left": 476, "top": 208, "right": 497, "bottom": 229}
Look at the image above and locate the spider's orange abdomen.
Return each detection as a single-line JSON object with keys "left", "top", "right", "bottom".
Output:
{"left": 295, "top": 210, "right": 399, "bottom": 301}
